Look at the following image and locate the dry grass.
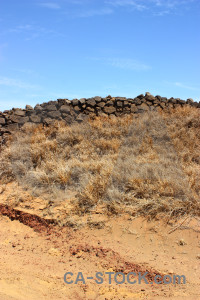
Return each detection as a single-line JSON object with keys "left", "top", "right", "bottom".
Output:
{"left": 0, "top": 107, "right": 199, "bottom": 220}
{"left": 0, "top": 116, "right": 132, "bottom": 201}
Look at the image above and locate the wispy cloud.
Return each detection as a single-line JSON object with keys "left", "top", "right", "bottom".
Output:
{"left": 151, "top": 0, "right": 190, "bottom": 12}
{"left": 5, "top": 24, "right": 33, "bottom": 34}
{"left": 105, "top": 0, "right": 197, "bottom": 15}
{"left": 10, "top": 68, "right": 43, "bottom": 79}
{"left": 108, "top": 58, "right": 151, "bottom": 70}
{"left": 164, "top": 80, "right": 200, "bottom": 91}
{"left": 39, "top": 2, "right": 61, "bottom": 9}
{"left": 90, "top": 57, "right": 151, "bottom": 71}
{"left": 1, "top": 24, "right": 65, "bottom": 41}
{"left": 76, "top": 8, "right": 113, "bottom": 18}
{"left": 153, "top": 10, "right": 170, "bottom": 16}
{"left": 174, "top": 82, "right": 200, "bottom": 91}
{"left": 105, "top": 0, "right": 147, "bottom": 11}
{"left": 0, "top": 76, "right": 40, "bottom": 89}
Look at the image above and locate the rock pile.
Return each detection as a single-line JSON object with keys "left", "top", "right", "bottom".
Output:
{"left": 0, "top": 93, "right": 199, "bottom": 144}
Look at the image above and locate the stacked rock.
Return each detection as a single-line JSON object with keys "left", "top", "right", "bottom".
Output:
{"left": 0, "top": 93, "right": 199, "bottom": 144}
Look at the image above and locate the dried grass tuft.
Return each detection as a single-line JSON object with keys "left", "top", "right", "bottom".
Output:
{"left": 0, "top": 108, "right": 199, "bottom": 220}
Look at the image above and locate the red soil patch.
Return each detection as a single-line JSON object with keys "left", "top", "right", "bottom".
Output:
{"left": 0, "top": 203, "right": 55, "bottom": 233}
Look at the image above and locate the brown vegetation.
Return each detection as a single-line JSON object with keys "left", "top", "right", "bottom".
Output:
{"left": 0, "top": 107, "right": 199, "bottom": 221}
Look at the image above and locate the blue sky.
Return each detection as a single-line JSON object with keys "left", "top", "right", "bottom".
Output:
{"left": 0, "top": 0, "right": 200, "bottom": 111}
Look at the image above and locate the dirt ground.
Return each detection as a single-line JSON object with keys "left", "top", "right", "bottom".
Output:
{"left": 0, "top": 205, "right": 200, "bottom": 300}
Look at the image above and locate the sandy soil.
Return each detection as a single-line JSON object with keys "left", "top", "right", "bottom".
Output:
{"left": 0, "top": 205, "right": 200, "bottom": 300}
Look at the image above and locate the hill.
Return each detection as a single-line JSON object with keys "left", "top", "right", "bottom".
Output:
{"left": 0, "top": 95, "right": 200, "bottom": 300}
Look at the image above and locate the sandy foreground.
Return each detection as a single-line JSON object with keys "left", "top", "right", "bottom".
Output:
{"left": 0, "top": 209, "right": 200, "bottom": 300}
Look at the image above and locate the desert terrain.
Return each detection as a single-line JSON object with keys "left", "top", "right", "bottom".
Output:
{"left": 0, "top": 207, "right": 200, "bottom": 299}
{"left": 0, "top": 106, "right": 200, "bottom": 299}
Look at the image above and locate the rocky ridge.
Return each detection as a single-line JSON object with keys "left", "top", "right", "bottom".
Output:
{"left": 0, "top": 92, "right": 199, "bottom": 144}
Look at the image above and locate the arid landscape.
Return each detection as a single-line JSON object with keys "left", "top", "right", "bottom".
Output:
{"left": 0, "top": 212, "right": 200, "bottom": 300}
{"left": 1, "top": 0, "right": 200, "bottom": 298}
{"left": 0, "top": 105, "right": 200, "bottom": 299}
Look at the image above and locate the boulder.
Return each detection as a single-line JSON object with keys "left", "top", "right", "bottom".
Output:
{"left": 70, "top": 110, "right": 78, "bottom": 117}
{"left": 97, "top": 102, "right": 105, "bottom": 108}
{"left": 43, "top": 118, "right": 54, "bottom": 125}
{"left": 116, "top": 101, "right": 123, "bottom": 107}
{"left": 103, "top": 106, "right": 116, "bottom": 114}
{"left": 34, "top": 104, "right": 43, "bottom": 111}
{"left": 98, "top": 111, "right": 108, "bottom": 117}
{"left": 186, "top": 98, "right": 194, "bottom": 104}
{"left": 45, "top": 105, "right": 57, "bottom": 111}
{"left": 86, "top": 107, "right": 95, "bottom": 112}
{"left": 131, "top": 104, "right": 138, "bottom": 113}
{"left": 123, "top": 108, "right": 131, "bottom": 113}
{"left": 30, "top": 115, "right": 41, "bottom": 123}
{"left": 46, "top": 100, "right": 58, "bottom": 106}
{"left": 155, "top": 95, "right": 162, "bottom": 101}
{"left": 25, "top": 105, "right": 33, "bottom": 110}
{"left": 18, "top": 116, "right": 30, "bottom": 124}
{"left": 71, "top": 99, "right": 79, "bottom": 106}
{"left": 57, "top": 99, "right": 70, "bottom": 106}
{"left": 21, "top": 123, "right": 36, "bottom": 131}
{"left": 64, "top": 115, "right": 73, "bottom": 124}
{"left": 96, "top": 107, "right": 102, "bottom": 112}
{"left": 79, "top": 98, "right": 86, "bottom": 105}
{"left": 105, "top": 100, "right": 114, "bottom": 106}
{"left": 159, "top": 102, "right": 166, "bottom": 109}
{"left": 14, "top": 109, "right": 26, "bottom": 116}
{"left": 0, "top": 127, "right": 9, "bottom": 134}
{"left": 137, "top": 103, "right": 149, "bottom": 111}
{"left": 169, "top": 98, "right": 177, "bottom": 104}
{"left": 40, "top": 102, "right": 47, "bottom": 108}
{"left": 177, "top": 99, "right": 186, "bottom": 104}
{"left": 26, "top": 110, "right": 37, "bottom": 116}
{"left": 83, "top": 110, "right": 89, "bottom": 115}
{"left": 60, "top": 105, "right": 71, "bottom": 114}
{"left": 191, "top": 102, "right": 199, "bottom": 108}
{"left": 145, "top": 92, "right": 152, "bottom": 97}
{"left": 123, "top": 101, "right": 130, "bottom": 107}
{"left": 9, "top": 115, "right": 21, "bottom": 123}
{"left": 0, "top": 117, "right": 6, "bottom": 125}
{"left": 137, "top": 94, "right": 144, "bottom": 99}
{"left": 47, "top": 111, "right": 61, "bottom": 119}
{"left": 94, "top": 96, "right": 102, "bottom": 102}
{"left": 74, "top": 106, "right": 81, "bottom": 112}
{"left": 76, "top": 114, "right": 88, "bottom": 123}
{"left": 153, "top": 99, "right": 160, "bottom": 104}
{"left": 145, "top": 95, "right": 155, "bottom": 102}
{"left": 86, "top": 98, "right": 96, "bottom": 107}
{"left": 134, "top": 98, "right": 142, "bottom": 105}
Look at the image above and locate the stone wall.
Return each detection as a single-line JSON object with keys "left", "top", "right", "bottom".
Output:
{"left": 0, "top": 92, "right": 199, "bottom": 144}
